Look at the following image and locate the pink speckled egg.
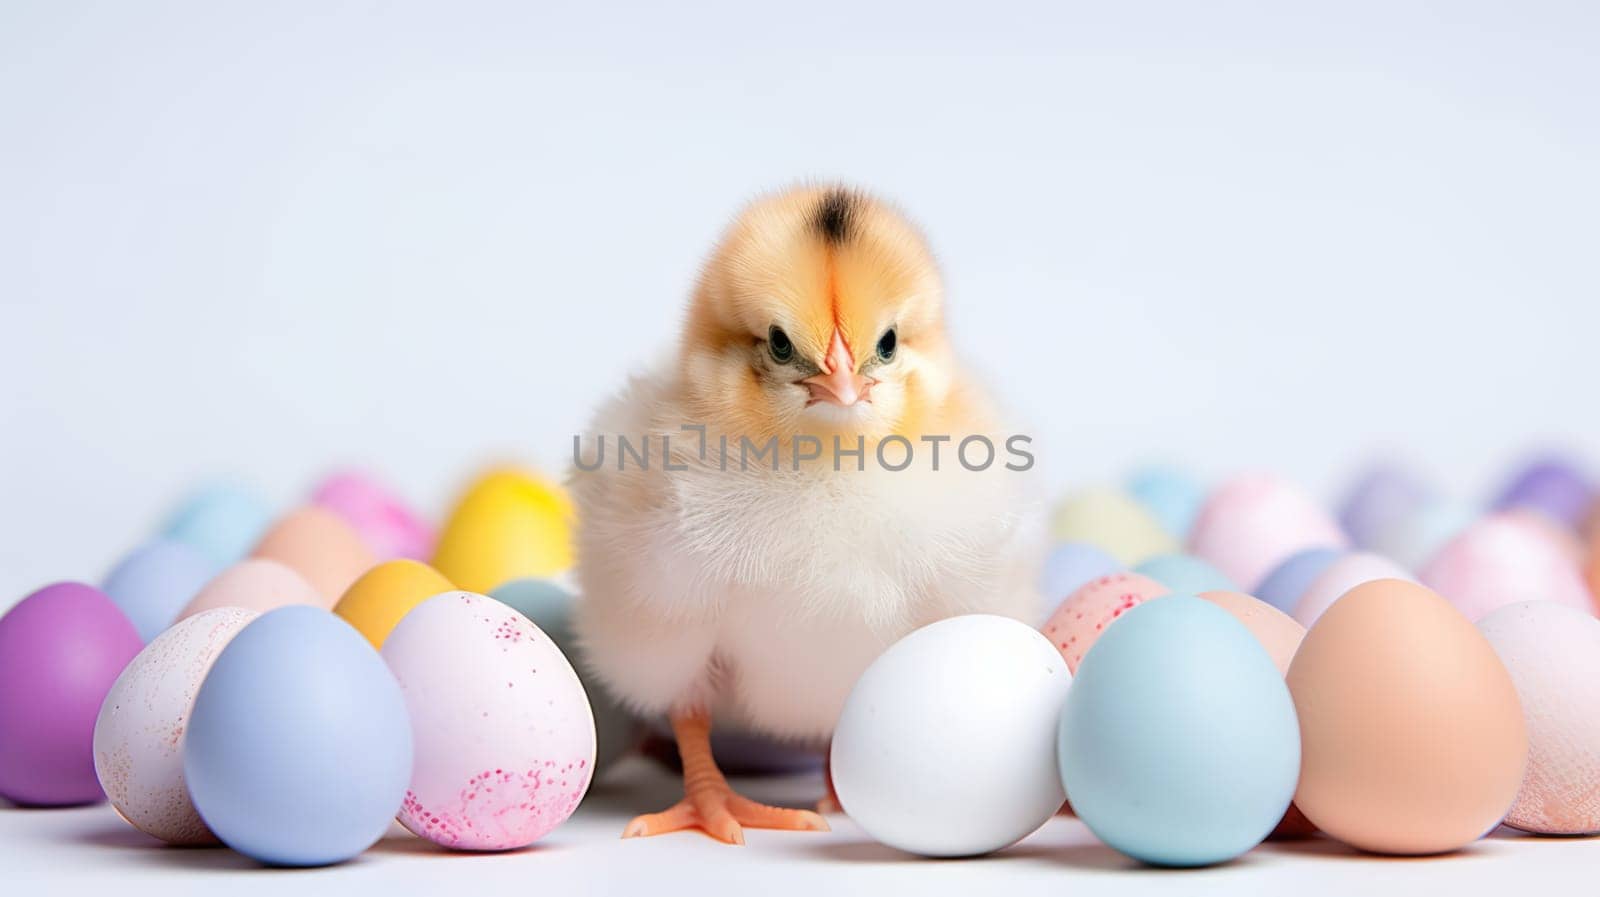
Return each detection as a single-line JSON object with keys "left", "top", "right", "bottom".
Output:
{"left": 1188, "top": 474, "right": 1348, "bottom": 590}
{"left": 93, "top": 607, "right": 257, "bottom": 844}
{"left": 1041, "top": 573, "right": 1171, "bottom": 673}
{"left": 1291, "top": 552, "right": 1414, "bottom": 627}
{"left": 1478, "top": 601, "right": 1600, "bottom": 834}
{"left": 312, "top": 471, "right": 435, "bottom": 561}
{"left": 382, "top": 591, "right": 595, "bottom": 850}
{"left": 176, "top": 559, "right": 324, "bottom": 620}
{"left": 1420, "top": 513, "right": 1595, "bottom": 621}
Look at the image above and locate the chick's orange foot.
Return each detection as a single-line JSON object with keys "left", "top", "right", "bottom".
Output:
{"left": 622, "top": 784, "right": 829, "bottom": 845}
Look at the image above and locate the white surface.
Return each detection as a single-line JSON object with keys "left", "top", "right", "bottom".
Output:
{"left": 5, "top": 757, "right": 1600, "bottom": 895}
{"left": 3, "top": 1, "right": 1599, "bottom": 602}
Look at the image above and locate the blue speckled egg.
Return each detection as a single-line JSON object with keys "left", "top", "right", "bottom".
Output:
{"left": 1253, "top": 547, "right": 1343, "bottom": 614}
{"left": 1126, "top": 466, "right": 1205, "bottom": 539}
{"left": 1133, "top": 554, "right": 1235, "bottom": 594}
{"left": 184, "top": 606, "right": 411, "bottom": 866}
{"left": 1058, "top": 595, "right": 1299, "bottom": 867}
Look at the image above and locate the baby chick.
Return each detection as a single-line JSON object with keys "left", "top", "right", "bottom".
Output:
{"left": 573, "top": 185, "right": 1039, "bottom": 844}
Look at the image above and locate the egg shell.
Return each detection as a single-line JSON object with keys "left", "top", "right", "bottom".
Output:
{"left": 1494, "top": 456, "right": 1594, "bottom": 530}
{"left": 1419, "top": 513, "right": 1594, "bottom": 621}
{"left": 184, "top": 606, "right": 412, "bottom": 866}
{"left": 1253, "top": 547, "right": 1342, "bottom": 614}
{"left": 1124, "top": 466, "right": 1204, "bottom": 539}
{"left": 1287, "top": 579, "right": 1527, "bottom": 854}
{"left": 383, "top": 591, "right": 595, "bottom": 850}
{"left": 160, "top": 482, "right": 273, "bottom": 569}
{"left": 1133, "top": 553, "right": 1235, "bottom": 595}
{"left": 1042, "top": 573, "right": 1171, "bottom": 673}
{"left": 490, "top": 578, "right": 643, "bottom": 775}
{"left": 1291, "top": 552, "right": 1414, "bottom": 627}
{"left": 432, "top": 469, "right": 574, "bottom": 592}
{"left": 102, "top": 539, "right": 216, "bottom": 642}
{"left": 0, "top": 583, "right": 143, "bottom": 806}
{"left": 250, "top": 506, "right": 377, "bottom": 602}
{"left": 1059, "top": 596, "right": 1300, "bottom": 867}
{"left": 1050, "top": 488, "right": 1177, "bottom": 566}
{"left": 1589, "top": 524, "right": 1600, "bottom": 599}
{"left": 93, "top": 607, "right": 257, "bottom": 844}
{"left": 831, "top": 615, "right": 1070, "bottom": 857}
{"left": 1199, "top": 591, "right": 1306, "bottom": 673}
{"left": 332, "top": 559, "right": 455, "bottom": 649}
{"left": 1037, "top": 542, "right": 1123, "bottom": 614}
{"left": 1188, "top": 474, "right": 1348, "bottom": 588}
{"left": 1338, "top": 464, "right": 1433, "bottom": 550}
{"left": 178, "top": 559, "right": 324, "bottom": 620}
{"left": 1502, "top": 507, "right": 1588, "bottom": 567}
{"left": 1478, "top": 601, "right": 1600, "bottom": 834}
{"left": 312, "top": 470, "right": 436, "bottom": 561}
{"left": 1370, "top": 498, "right": 1477, "bottom": 571}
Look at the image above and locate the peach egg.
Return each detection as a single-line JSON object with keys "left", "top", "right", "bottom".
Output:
{"left": 250, "top": 506, "right": 376, "bottom": 602}
{"left": 1199, "top": 591, "right": 1305, "bottom": 673}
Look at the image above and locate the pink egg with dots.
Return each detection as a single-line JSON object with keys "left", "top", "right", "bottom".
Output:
{"left": 382, "top": 591, "right": 596, "bottom": 851}
{"left": 1042, "top": 573, "right": 1171, "bottom": 673}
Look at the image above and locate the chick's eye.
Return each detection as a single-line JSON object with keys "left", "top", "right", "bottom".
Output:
{"left": 876, "top": 328, "right": 897, "bottom": 361}
{"left": 767, "top": 326, "right": 794, "bottom": 363}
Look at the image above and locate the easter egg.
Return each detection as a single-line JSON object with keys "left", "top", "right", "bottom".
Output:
{"left": 432, "top": 468, "right": 574, "bottom": 592}
{"left": 1199, "top": 590, "right": 1305, "bottom": 673}
{"left": 1337, "top": 464, "right": 1433, "bottom": 550}
{"left": 1124, "top": 466, "right": 1204, "bottom": 539}
{"left": 250, "top": 506, "right": 376, "bottom": 602}
{"left": 831, "top": 615, "right": 1070, "bottom": 857}
{"left": 1370, "top": 498, "right": 1476, "bottom": 571}
{"left": 1188, "top": 474, "right": 1347, "bottom": 589}
{"left": 1133, "top": 553, "right": 1235, "bottom": 594}
{"left": 490, "top": 578, "right": 643, "bottom": 775}
{"left": 1419, "top": 513, "right": 1594, "bottom": 621}
{"left": 333, "top": 559, "right": 455, "bottom": 649}
{"left": 0, "top": 583, "right": 143, "bottom": 806}
{"left": 1253, "top": 547, "right": 1342, "bottom": 614}
{"left": 160, "top": 482, "right": 272, "bottom": 569}
{"left": 1589, "top": 525, "right": 1600, "bottom": 599}
{"left": 1059, "top": 596, "right": 1299, "bottom": 866}
{"left": 1291, "top": 552, "right": 1413, "bottom": 627}
{"left": 1288, "top": 579, "right": 1527, "bottom": 854}
{"left": 1037, "top": 542, "right": 1122, "bottom": 611}
{"left": 383, "top": 591, "right": 595, "bottom": 850}
{"left": 178, "top": 559, "right": 323, "bottom": 620}
{"left": 93, "top": 607, "right": 256, "bottom": 844}
{"left": 1050, "top": 489, "right": 1177, "bottom": 566}
{"left": 1041, "top": 573, "right": 1170, "bottom": 673}
{"left": 184, "top": 606, "right": 411, "bottom": 866}
{"left": 312, "top": 470, "right": 435, "bottom": 561}
{"left": 1494, "top": 456, "right": 1594, "bottom": 530}
{"left": 102, "top": 539, "right": 216, "bottom": 642}
{"left": 1478, "top": 602, "right": 1600, "bottom": 834}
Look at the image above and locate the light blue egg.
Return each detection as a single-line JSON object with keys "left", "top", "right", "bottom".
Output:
{"left": 1038, "top": 542, "right": 1123, "bottom": 610}
{"left": 161, "top": 482, "right": 273, "bottom": 569}
{"left": 1253, "top": 547, "right": 1343, "bottom": 613}
{"left": 1125, "top": 466, "right": 1205, "bottom": 539}
{"left": 102, "top": 538, "right": 216, "bottom": 642}
{"left": 491, "top": 578, "right": 643, "bottom": 775}
{"left": 184, "top": 606, "right": 411, "bottom": 866}
{"left": 1133, "top": 553, "right": 1235, "bottom": 594}
{"left": 1059, "top": 595, "right": 1299, "bottom": 867}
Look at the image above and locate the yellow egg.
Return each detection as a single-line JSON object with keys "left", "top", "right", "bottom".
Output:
{"left": 332, "top": 560, "right": 456, "bottom": 649}
{"left": 1050, "top": 488, "right": 1178, "bottom": 565}
{"left": 431, "top": 468, "right": 574, "bottom": 592}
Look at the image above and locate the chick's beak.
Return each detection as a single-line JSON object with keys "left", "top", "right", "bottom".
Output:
{"left": 803, "top": 330, "right": 872, "bottom": 406}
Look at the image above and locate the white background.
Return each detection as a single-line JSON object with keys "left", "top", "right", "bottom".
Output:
{"left": 3, "top": 2, "right": 1597, "bottom": 599}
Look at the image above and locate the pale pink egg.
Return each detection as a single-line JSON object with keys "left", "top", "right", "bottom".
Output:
{"left": 1420, "top": 513, "right": 1595, "bottom": 621}
{"left": 1041, "top": 573, "right": 1171, "bottom": 673}
{"left": 178, "top": 559, "right": 325, "bottom": 620}
{"left": 1188, "top": 473, "right": 1348, "bottom": 590}
{"left": 1291, "top": 552, "right": 1414, "bottom": 627}
{"left": 1502, "top": 508, "right": 1588, "bottom": 568}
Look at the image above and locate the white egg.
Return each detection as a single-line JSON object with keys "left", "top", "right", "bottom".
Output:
{"left": 830, "top": 614, "right": 1070, "bottom": 857}
{"left": 1291, "top": 552, "right": 1413, "bottom": 626}
{"left": 93, "top": 607, "right": 257, "bottom": 844}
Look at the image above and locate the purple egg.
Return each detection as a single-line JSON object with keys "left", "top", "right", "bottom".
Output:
{"left": 1253, "top": 547, "right": 1344, "bottom": 615}
{"left": 1338, "top": 465, "right": 1434, "bottom": 549}
{"left": 0, "top": 582, "right": 143, "bottom": 806}
{"left": 1494, "top": 457, "right": 1595, "bottom": 529}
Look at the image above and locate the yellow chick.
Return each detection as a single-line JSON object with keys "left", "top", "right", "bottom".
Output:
{"left": 573, "top": 185, "right": 1040, "bottom": 844}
